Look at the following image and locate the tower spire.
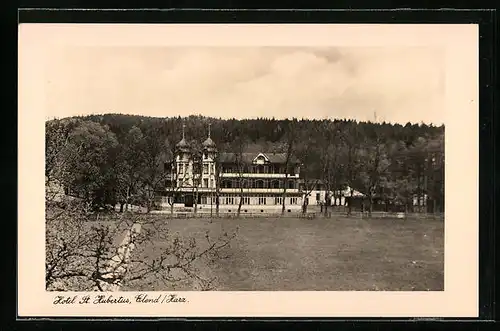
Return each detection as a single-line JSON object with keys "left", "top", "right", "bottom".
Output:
{"left": 182, "top": 122, "right": 186, "bottom": 140}
{"left": 208, "top": 123, "right": 211, "bottom": 138}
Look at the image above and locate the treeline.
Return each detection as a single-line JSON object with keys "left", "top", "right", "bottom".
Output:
{"left": 45, "top": 114, "right": 444, "bottom": 214}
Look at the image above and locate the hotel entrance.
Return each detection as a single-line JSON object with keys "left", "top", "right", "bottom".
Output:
{"left": 184, "top": 194, "right": 194, "bottom": 207}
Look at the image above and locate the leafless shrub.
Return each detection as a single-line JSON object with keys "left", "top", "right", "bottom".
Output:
{"left": 46, "top": 200, "right": 237, "bottom": 291}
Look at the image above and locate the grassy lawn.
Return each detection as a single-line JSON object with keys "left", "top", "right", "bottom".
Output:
{"left": 126, "top": 215, "right": 444, "bottom": 291}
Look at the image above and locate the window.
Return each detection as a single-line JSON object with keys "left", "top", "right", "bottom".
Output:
{"left": 201, "top": 196, "right": 208, "bottom": 204}
{"left": 210, "top": 179, "right": 214, "bottom": 188}
{"left": 316, "top": 193, "right": 320, "bottom": 201}
{"left": 275, "top": 197, "right": 282, "bottom": 205}
{"left": 256, "top": 180, "right": 264, "bottom": 189}
{"left": 203, "top": 164, "right": 208, "bottom": 174}
{"left": 272, "top": 180, "right": 280, "bottom": 189}
{"left": 290, "top": 197, "right": 298, "bottom": 205}
{"left": 179, "top": 164, "right": 184, "bottom": 174}
{"left": 242, "top": 197, "right": 250, "bottom": 205}
{"left": 203, "top": 179, "right": 208, "bottom": 188}
{"left": 222, "top": 195, "right": 232, "bottom": 205}
{"left": 258, "top": 196, "right": 267, "bottom": 205}
{"left": 288, "top": 180, "right": 295, "bottom": 189}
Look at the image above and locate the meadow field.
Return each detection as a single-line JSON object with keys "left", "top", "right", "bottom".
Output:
{"left": 124, "top": 213, "right": 444, "bottom": 291}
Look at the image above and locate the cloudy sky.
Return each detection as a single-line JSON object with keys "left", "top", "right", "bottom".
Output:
{"left": 45, "top": 46, "right": 445, "bottom": 124}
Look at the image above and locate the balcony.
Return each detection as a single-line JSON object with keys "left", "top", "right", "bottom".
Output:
{"left": 220, "top": 188, "right": 300, "bottom": 194}
{"left": 221, "top": 173, "right": 299, "bottom": 178}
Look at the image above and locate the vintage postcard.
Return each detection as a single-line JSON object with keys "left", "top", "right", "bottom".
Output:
{"left": 18, "top": 23, "right": 478, "bottom": 317}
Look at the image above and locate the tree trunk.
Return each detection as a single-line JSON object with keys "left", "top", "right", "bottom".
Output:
{"left": 194, "top": 186, "right": 198, "bottom": 214}
{"left": 302, "top": 195, "right": 308, "bottom": 215}
{"left": 119, "top": 203, "right": 124, "bottom": 213}
{"left": 281, "top": 177, "right": 288, "bottom": 216}
{"left": 347, "top": 189, "right": 353, "bottom": 216}
{"left": 324, "top": 192, "right": 329, "bottom": 216}
{"left": 215, "top": 193, "right": 220, "bottom": 217}
{"left": 237, "top": 190, "right": 243, "bottom": 217}
{"left": 368, "top": 196, "right": 373, "bottom": 217}
{"left": 237, "top": 176, "right": 243, "bottom": 217}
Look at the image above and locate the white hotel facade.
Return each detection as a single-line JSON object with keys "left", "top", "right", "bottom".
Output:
{"left": 160, "top": 128, "right": 304, "bottom": 212}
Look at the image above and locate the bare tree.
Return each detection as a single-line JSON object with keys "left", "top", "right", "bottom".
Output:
{"left": 165, "top": 158, "right": 189, "bottom": 216}
{"left": 279, "top": 120, "right": 298, "bottom": 216}
{"left": 190, "top": 140, "right": 203, "bottom": 215}
{"left": 295, "top": 132, "right": 320, "bottom": 215}
{"left": 214, "top": 154, "right": 223, "bottom": 218}
{"left": 45, "top": 199, "right": 237, "bottom": 291}
{"left": 318, "top": 122, "right": 344, "bottom": 216}
{"left": 337, "top": 126, "right": 361, "bottom": 216}
{"left": 357, "top": 134, "right": 391, "bottom": 217}
{"left": 231, "top": 134, "right": 247, "bottom": 217}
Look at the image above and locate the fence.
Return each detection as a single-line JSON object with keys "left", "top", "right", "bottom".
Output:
{"left": 148, "top": 209, "right": 444, "bottom": 220}
{"left": 317, "top": 211, "right": 444, "bottom": 220}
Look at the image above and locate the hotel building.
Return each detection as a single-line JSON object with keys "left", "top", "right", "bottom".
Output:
{"left": 160, "top": 126, "right": 303, "bottom": 212}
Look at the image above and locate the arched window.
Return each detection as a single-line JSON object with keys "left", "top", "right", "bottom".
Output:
{"left": 257, "top": 180, "right": 264, "bottom": 189}
{"left": 288, "top": 180, "right": 295, "bottom": 189}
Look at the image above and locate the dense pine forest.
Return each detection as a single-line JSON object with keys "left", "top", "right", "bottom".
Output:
{"left": 45, "top": 114, "right": 444, "bottom": 214}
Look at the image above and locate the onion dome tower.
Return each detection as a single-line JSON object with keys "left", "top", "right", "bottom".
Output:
{"left": 202, "top": 123, "right": 217, "bottom": 159}
{"left": 176, "top": 123, "right": 191, "bottom": 162}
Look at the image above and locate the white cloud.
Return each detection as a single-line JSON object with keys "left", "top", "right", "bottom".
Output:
{"left": 45, "top": 46, "right": 445, "bottom": 124}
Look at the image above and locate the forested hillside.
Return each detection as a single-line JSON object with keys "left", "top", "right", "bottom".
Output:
{"left": 45, "top": 114, "right": 444, "bottom": 213}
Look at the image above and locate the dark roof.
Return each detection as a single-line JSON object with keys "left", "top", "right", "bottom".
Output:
{"left": 202, "top": 137, "right": 216, "bottom": 147}
{"left": 176, "top": 138, "right": 190, "bottom": 148}
{"left": 218, "top": 152, "right": 300, "bottom": 164}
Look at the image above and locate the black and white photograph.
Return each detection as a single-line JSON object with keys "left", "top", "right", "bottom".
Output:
{"left": 18, "top": 23, "right": 478, "bottom": 317}
{"left": 44, "top": 45, "right": 445, "bottom": 292}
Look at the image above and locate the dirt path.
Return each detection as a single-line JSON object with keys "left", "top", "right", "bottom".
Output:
{"left": 99, "top": 223, "right": 142, "bottom": 291}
